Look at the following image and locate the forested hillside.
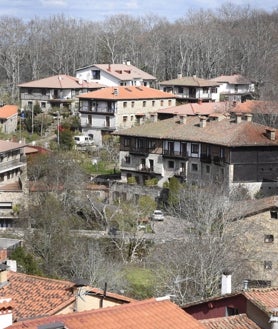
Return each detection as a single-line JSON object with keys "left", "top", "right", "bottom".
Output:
{"left": 0, "top": 3, "right": 277, "bottom": 102}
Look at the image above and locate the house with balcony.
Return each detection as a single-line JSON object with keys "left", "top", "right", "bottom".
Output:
{"left": 75, "top": 61, "right": 156, "bottom": 87}
{"left": 0, "top": 140, "right": 28, "bottom": 229}
{"left": 18, "top": 75, "right": 106, "bottom": 114}
{"left": 77, "top": 86, "right": 176, "bottom": 146}
{"left": 115, "top": 113, "right": 278, "bottom": 197}
{"left": 210, "top": 74, "right": 255, "bottom": 102}
{"left": 159, "top": 75, "right": 219, "bottom": 103}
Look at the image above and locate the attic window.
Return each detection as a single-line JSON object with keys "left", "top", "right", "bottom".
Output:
{"left": 271, "top": 210, "right": 278, "bottom": 219}
{"left": 264, "top": 235, "right": 274, "bottom": 243}
{"left": 226, "top": 307, "right": 239, "bottom": 316}
{"left": 38, "top": 322, "right": 65, "bottom": 329}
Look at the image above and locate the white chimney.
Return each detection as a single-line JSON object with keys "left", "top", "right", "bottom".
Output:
{"left": 269, "top": 313, "right": 278, "bottom": 329}
{"left": 245, "top": 113, "right": 252, "bottom": 122}
{"left": 179, "top": 115, "right": 187, "bottom": 124}
{"left": 243, "top": 279, "right": 249, "bottom": 291}
{"left": 199, "top": 116, "right": 207, "bottom": 128}
{"left": 266, "top": 128, "right": 276, "bottom": 141}
{"left": 6, "top": 260, "right": 17, "bottom": 272}
{"left": 221, "top": 272, "right": 232, "bottom": 295}
{"left": 235, "top": 113, "right": 242, "bottom": 124}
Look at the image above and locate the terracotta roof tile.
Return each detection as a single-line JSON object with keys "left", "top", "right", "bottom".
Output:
{"left": 232, "top": 100, "right": 278, "bottom": 114}
{"left": 80, "top": 63, "right": 156, "bottom": 81}
{"left": 78, "top": 85, "right": 176, "bottom": 100}
{"left": 18, "top": 75, "right": 107, "bottom": 89}
{"left": 160, "top": 76, "right": 219, "bottom": 87}
{"left": 201, "top": 314, "right": 261, "bottom": 329}
{"left": 0, "top": 272, "right": 75, "bottom": 321}
{"left": 0, "top": 140, "right": 26, "bottom": 153}
{"left": 115, "top": 115, "right": 278, "bottom": 147}
{"left": 7, "top": 298, "right": 206, "bottom": 329}
{"left": 211, "top": 74, "right": 251, "bottom": 85}
{"left": 243, "top": 287, "right": 278, "bottom": 315}
{"left": 0, "top": 105, "right": 18, "bottom": 119}
{"left": 157, "top": 102, "right": 228, "bottom": 116}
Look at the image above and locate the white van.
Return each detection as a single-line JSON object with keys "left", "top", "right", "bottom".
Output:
{"left": 74, "top": 135, "right": 94, "bottom": 146}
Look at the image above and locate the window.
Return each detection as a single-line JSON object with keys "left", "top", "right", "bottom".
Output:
{"left": 191, "top": 163, "right": 198, "bottom": 172}
{"left": 92, "top": 70, "right": 100, "bottom": 79}
{"left": 206, "top": 165, "right": 210, "bottom": 174}
{"left": 264, "top": 235, "right": 274, "bottom": 243}
{"left": 28, "top": 101, "right": 33, "bottom": 109}
{"left": 131, "top": 116, "right": 134, "bottom": 121}
{"left": 123, "top": 115, "right": 128, "bottom": 123}
{"left": 226, "top": 307, "right": 239, "bottom": 316}
{"left": 264, "top": 261, "right": 272, "bottom": 270}
{"left": 235, "top": 84, "right": 238, "bottom": 92}
{"left": 168, "top": 161, "right": 174, "bottom": 169}
{"left": 168, "top": 100, "right": 172, "bottom": 106}
{"left": 160, "top": 100, "right": 164, "bottom": 106}
{"left": 125, "top": 156, "right": 131, "bottom": 164}
{"left": 203, "top": 87, "right": 208, "bottom": 94}
{"left": 88, "top": 115, "right": 92, "bottom": 125}
{"left": 41, "top": 102, "right": 46, "bottom": 108}
{"left": 123, "top": 102, "right": 127, "bottom": 108}
{"left": 271, "top": 210, "right": 278, "bottom": 219}
{"left": 152, "top": 101, "right": 155, "bottom": 107}
{"left": 178, "top": 87, "right": 183, "bottom": 94}
{"left": 143, "top": 101, "right": 146, "bottom": 107}
{"left": 191, "top": 143, "right": 199, "bottom": 154}
{"left": 124, "top": 138, "right": 130, "bottom": 147}
{"left": 131, "top": 101, "right": 135, "bottom": 108}
{"left": 211, "top": 87, "right": 217, "bottom": 93}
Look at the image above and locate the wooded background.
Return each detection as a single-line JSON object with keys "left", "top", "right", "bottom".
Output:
{"left": 0, "top": 3, "right": 277, "bottom": 102}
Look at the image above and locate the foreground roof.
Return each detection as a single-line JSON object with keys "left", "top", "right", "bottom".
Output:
{"left": 243, "top": 287, "right": 278, "bottom": 315}
{"left": 232, "top": 100, "right": 278, "bottom": 114}
{"left": 78, "top": 86, "right": 176, "bottom": 100}
{"left": 18, "top": 75, "right": 107, "bottom": 89}
{"left": 201, "top": 314, "right": 260, "bottom": 329}
{"left": 0, "top": 140, "right": 26, "bottom": 152}
{"left": 0, "top": 105, "right": 18, "bottom": 119}
{"left": 8, "top": 298, "right": 206, "bottom": 329}
{"left": 77, "top": 63, "right": 156, "bottom": 81}
{"left": 0, "top": 271, "right": 75, "bottom": 321}
{"left": 159, "top": 76, "right": 219, "bottom": 87}
{"left": 115, "top": 115, "right": 278, "bottom": 147}
{"left": 157, "top": 102, "right": 228, "bottom": 116}
{"left": 211, "top": 74, "right": 251, "bottom": 85}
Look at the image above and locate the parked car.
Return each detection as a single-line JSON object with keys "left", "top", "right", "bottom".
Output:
{"left": 151, "top": 210, "right": 164, "bottom": 221}
{"left": 74, "top": 135, "right": 94, "bottom": 146}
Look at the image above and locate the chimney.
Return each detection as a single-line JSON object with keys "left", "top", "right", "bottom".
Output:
{"left": 126, "top": 60, "right": 131, "bottom": 66}
{"left": 0, "top": 297, "right": 13, "bottom": 329}
{"left": 199, "top": 116, "right": 207, "bottom": 128}
{"left": 243, "top": 279, "right": 249, "bottom": 291}
{"left": 221, "top": 272, "right": 232, "bottom": 295}
{"left": 235, "top": 113, "right": 242, "bottom": 124}
{"left": 245, "top": 113, "right": 252, "bottom": 122}
{"left": 6, "top": 260, "right": 17, "bottom": 272}
{"left": 269, "top": 313, "right": 278, "bottom": 329}
{"left": 177, "top": 73, "right": 182, "bottom": 79}
{"left": 266, "top": 128, "right": 276, "bottom": 141}
{"left": 197, "top": 98, "right": 202, "bottom": 105}
{"left": 108, "top": 64, "right": 111, "bottom": 71}
{"left": 179, "top": 115, "right": 187, "bottom": 124}
{"left": 113, "top": 88, "right": 119, "bottom": 96}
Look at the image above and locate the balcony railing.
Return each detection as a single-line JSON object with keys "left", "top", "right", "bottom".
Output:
{"left": 0, "top": 159, "right": 26, "bottom": 173}
{"left": 163, "top": 149, "right": 188, "bottom": 158}
{"left": 79, "top": 106, "right": 114, "bottom": 114}
{"left": 138, "top": 165, "right": 154, "bottom": 173}
{"left": 200, "top": 154, "right": 212, "bottom": 163}
{"left": 213, "top": 156, "right": 225, "bottom": 166}
{"left": 129, "top": 147, "right": 149, "bottom": 155}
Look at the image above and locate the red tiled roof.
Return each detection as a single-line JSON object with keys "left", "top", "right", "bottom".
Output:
{"left": 243, "top": 287, "right": 278, "bottom": 315}
{"left": 159, "top": 76, "right": 219, "bottom": 87}
{"left": 211, "top": 74, "right": 251, "bottom": 85}
{"left": 7, "top": 298, "right": 206, "bottom": 329}
{"left": 201, "top": 314, "right": 261, "bottom": 329}
{"left": 0, "top": 140, "right": 26, "bottom": 152}
{"left": 78, "top": 86, "right": 176, "bottom": 100}
{"left": 0, "top": 271, "right": 75, "bottom": 321}
{"left": 157, "top": 102, "right": 228, "bottom": 116}
{"left": 0, "top": 105, "right": 18, "bottom": 119}
{"left": 18, "top": 75, "right": 107, "bottom": 89}
{"left": 115, "top": 115, "right": 278, "bottom": 147}
{"left": 232, "top": 100, "right": 278, "bottom": 114}
{"left": 79, "top": 63, "right": 156, "bottom": 81}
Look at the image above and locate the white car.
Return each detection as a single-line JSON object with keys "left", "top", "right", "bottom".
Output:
{"left": 151, "top": 210, "right": 164, "bottom": 221}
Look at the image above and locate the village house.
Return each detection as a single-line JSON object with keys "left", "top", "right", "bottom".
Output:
{"left": 75, "top": 61, "right": 157, "bottom": 87}
{"left": 6, "top": 297, "right": 206, "bottom": 329}
{"left": 183, "top": 280, "right": 278, "bottom": 329}
{"left": 210, "top": 74, "right": 255, "bottom": 102}
{"left": 115, "top": 112, "right": 278, "bottom": 197}
{"left": 18, "top": 75, "right": 106, "bottom": 114}
{"left": 0, "top": 140, "right": 28, "bottom": 229}
{"left": 159, "top": 75, "right": 220, "bottom": 103}
{"left": 0, "top": 106, "right": 18, "bottom": 134}
{"left": 77, "top": 86, "right": 176, "bottom": 146}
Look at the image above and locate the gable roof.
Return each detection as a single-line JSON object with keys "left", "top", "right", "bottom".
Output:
{"left": 211, "top": 74, "right": 251, "bottom": 85}
{"left": 0, "top": 140, "right": 26, "bottom": 152}
{"left": 77, "top": 63, "right": 156, "bottom": 81}
{"left": 157, "top": 102, "right": 229, "bottom": 116}
{"left": 77, "top": 86, "right": 176, "bottom": 100}
{"left": 0, "top": 271, "right": 75, "bottom": 321}
{"left": 7, "top": 298, "right": 206, "bottom": 329}
{"left": 0, "top": 105, "right": 18, "bottom": 119}
{"left": 159, "top": 76, "right": 219, "bottom": 87}
{"left": 232, "top": 100, "right": 278, "bottom": 114}
{"left": 18, "top": 75, "right": 107, "bottom": 89}
{"left": 200, "top": 314, "right": 261, "bottom": 329}
{"left": 243, "top": 287, "right": 278, "bottom": 315}
{"left": 115, "top": 115, "right": 278, "bottom": 147}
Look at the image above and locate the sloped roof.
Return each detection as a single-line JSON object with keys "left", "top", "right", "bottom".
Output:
{"left": 232, "top": 100, "right": 278, "bottom": 114}
{"left": 211, "top": 74, "right": 251, "bottom": 85}
{"left": 7, "top": 298, "right": 206, "bottom": 329}
{"left": 157, "top": 102, "right": 228, "bottom": 116}
{"left": 159, "top": 76, "right": 219, "bottom": 87}
{"left": 243, "top": 287, "right": 278, "bottom": 315}
{"left": 0, "top": 105, "right": 18, "bottom": 119}
{"left": 0, "top": 271, "right": 75, "bottom": 321}
{"left": 18, "top": 75, "right": 107, "bottom": 89}
{"left": 201, "top": 314, "right": 260, "bottom": 329}
{"left": 115, "top": 115, "right": 278, "bottom": 147}
{"left": 77, "top": 86, "right": 176, "bottom": 100}
{"left": 77, "top": 63, "right": 156, "bottom": 81}
{"left": 0, "top": 140, "right": 26, "bottom": 152}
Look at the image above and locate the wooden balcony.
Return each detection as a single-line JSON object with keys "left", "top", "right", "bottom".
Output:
{"left": 163, "top": 149, "right": 188, "bottom": 159}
